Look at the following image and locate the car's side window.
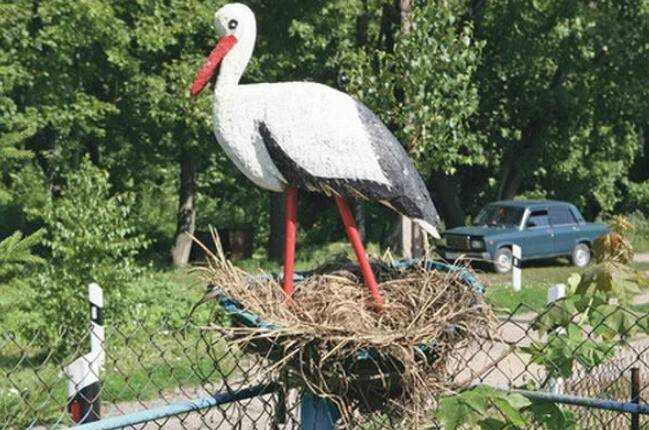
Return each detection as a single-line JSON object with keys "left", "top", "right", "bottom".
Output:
{"left": 549, "top": 206, "right": 577, "bottom": 226}
{"left": 526, "top": 210, "right": 549, "bottom": 228}
{"left": 570, "top": 207, "right": 585, "bottom": 224}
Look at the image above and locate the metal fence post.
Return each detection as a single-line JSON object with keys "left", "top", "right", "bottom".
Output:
{"left": 631, "top": 367, "right": 640, "bottom": 430}
{"left": 547, "top": 283, "right": 566, "bottom": 394}
{"left": 512, "top": 245, "right": 522, "bottom": 291}
{"left": 64, "top": 283, "right": 105, "bottom": 424}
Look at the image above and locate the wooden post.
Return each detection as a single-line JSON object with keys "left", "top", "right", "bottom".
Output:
{"left": 400, "top": 216, "right": 413, "bottom": 259}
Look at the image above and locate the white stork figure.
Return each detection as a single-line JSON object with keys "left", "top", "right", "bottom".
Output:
{"left": 190, "top": 3, "right": 442, "bottom": 310}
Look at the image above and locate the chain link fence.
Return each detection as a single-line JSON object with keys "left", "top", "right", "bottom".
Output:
{"left": 2, "top": 285, "right": 649, "bottom": 429}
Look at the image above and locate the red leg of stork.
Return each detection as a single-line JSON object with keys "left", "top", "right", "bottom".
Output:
{"left": 283, "top": 187, "right": 298, "bottom": 298}
{"left": 334, "top": 196, "right": 385, "bottom": 311}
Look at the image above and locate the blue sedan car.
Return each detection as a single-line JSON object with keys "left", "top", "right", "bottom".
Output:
{"left": 439, "top": 200, "right": 608, "bottom": 273}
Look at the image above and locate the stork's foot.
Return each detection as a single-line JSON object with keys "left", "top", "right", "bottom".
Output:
{"left": 334, "top": 195, "right": 385, "bottom": 312}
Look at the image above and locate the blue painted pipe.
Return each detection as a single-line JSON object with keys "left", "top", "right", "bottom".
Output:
{"left": 512, "top": 389, "right": 649, "bottom": 415}
{"left": 299, "top": 393, "right": 340, "bottom": 430}
{"left": 73, "top": 383, "right": 278, "bottom": 430}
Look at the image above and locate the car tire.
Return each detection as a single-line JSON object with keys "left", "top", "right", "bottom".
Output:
{"left": 493, "top": 248, "right": 513, "bottom": 274}
{"left": 572, "top": 243, "right": 591, "bottom": 268}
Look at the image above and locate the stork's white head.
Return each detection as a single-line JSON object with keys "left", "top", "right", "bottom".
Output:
{"left": 190, "top": 3, "right": 256, "bottom": 97}
{"left": 214, "top": 3, "right": 255, "bottom": 40}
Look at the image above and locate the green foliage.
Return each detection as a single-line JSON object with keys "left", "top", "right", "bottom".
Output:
{"left": 0, "top": 268, "right": 223, "bottom": 428}
{"left": 0, "top": 230, "right": 44, "bottom": 283}
{"left": 0, "top": 230, "right": 46, "bottom": 341}
{"left": 472, "top": 0, "right": 649, "bottom": 215}
{"left": 344, "top": 1, "right": 484, "bottom": 175}
{"left": 525, "top": 218, "right": 647, "bottom": 411}
{"left": 436, "top": 385, "right": 574, "bottom": 429}
{"left": 627, "top": 182, "right": 649, "bottom": 215}
{"left": 436, "top": 385, "right": 531, "bottom": 429}
{"left": 17, "top": 159, "right": 148, "bottom": 351}
{"left": 2, "top": 0, "right": 648, "bottom": 258}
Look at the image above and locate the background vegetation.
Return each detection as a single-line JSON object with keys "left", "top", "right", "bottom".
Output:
{"left": 1, "top": 0, "right": 648, "bottom": 348}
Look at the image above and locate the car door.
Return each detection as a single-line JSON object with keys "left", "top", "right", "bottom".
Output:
{"left": 519, "top": 209, "right": 555, "bottom": 258}
{"left": 549, "top": 205, "right": 580, "bottom": 255}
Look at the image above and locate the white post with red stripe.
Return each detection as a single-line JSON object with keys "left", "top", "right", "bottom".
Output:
{"left": 64, "top": 283, "right": 105, "bottom": 424}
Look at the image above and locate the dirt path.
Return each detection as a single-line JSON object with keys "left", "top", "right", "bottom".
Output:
{"left": 631, "top": 253, "right": 649, "bottom": 305}
{"left": 636, "top": 252, "right": 649, "bottom": 264}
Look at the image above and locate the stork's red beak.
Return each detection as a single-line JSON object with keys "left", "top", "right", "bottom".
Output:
{"left": 189, "top": 35, "right": 238, "bottom": 97}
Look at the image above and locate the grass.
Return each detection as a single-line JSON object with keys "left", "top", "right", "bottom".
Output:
{"left": 0, "top": 269, "right": 232, "bottom": 428}
{"left": 482, "top": 260, "right": 649, "bottom": 314}
{"left": 235, "top": 239, "right": 649, "bottom": 315}
{"left": 0, "top": 332, "right": 230, "bottom": 428}
{"left": 234, "top": 240, "right": 383, "bottom": 273}
{"left": 236, "top": 240, "right": 649, "bottom": 315}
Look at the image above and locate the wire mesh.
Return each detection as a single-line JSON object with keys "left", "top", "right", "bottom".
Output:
{"left": 2, "top": 293, "right": 649, "bottom": 429}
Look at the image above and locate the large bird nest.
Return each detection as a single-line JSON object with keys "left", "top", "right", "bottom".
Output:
{"left": 198, "top": 246, "right": 494, "bottom": 428}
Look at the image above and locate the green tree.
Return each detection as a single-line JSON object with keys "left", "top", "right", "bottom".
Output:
{"left": 0, "top": 230, "right": 45, "bottom": 339}
{"left": 469, "top": 0, "right": 649, "bottom": 217}
{"left": 16, "top": 159, "right": 148, "bottom": 350}
{"left": 339, "top": 0, "right": 483, "bottom": 229}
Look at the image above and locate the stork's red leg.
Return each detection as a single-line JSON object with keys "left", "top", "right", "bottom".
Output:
{"left": 283, "top": 187, "right": 298, "bottom": 298}
{"left": 334, "top": 196, "right": 384, "bottom": 311}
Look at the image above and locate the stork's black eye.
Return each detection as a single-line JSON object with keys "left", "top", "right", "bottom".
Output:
{"left": 228, "top": 19, "right": 238, "bottom": 30}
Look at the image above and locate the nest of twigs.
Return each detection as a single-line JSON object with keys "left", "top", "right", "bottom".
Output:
{"left": 198, "top": 247, "right": 494, "bottom": 428}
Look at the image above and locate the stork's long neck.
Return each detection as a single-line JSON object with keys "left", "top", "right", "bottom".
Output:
{"left": 214, "top": 28, "right": 256, "bottom": 99}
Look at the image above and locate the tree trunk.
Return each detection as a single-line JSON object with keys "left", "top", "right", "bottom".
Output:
{"left": 171, "top": 153, "right": 197, "bottom": 266}
{"left": 356, "top": 0, "right": 370, "bottom": 47}
{"left": 353, "top": 199, "right": 366, "bottom": 243}
{"left": 497, "top": 151, "right": 523, "bottom": 200}
{"left": 396, "top": 0, "right": 424, "bottom": 258}
{"left": 497, "top": 119, "right": 544, "bottom": 201}
{"left": 399, "top": 0, "right": 413, "bottom": 33}
{"left": 429, "top": 172, "right": 466, "bottom": 228}
{"left": 267, "top": 192, "right": 285, "bottom": 263}
{"left": 379, "top": 2, "right": 398, "bottom": 52}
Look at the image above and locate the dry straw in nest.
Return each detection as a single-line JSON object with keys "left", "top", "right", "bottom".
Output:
{"left": 197, "top": 239, "right": 494, "bottom": 428}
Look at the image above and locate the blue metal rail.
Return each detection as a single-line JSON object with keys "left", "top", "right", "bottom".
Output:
{"left": 73, "top": 383, "right": 278, "bottom": 430}
{"left": 513, "top": 389, "right": 649, "bottom": 415}
{"left": 70, "top": 383, "right": 649, "bottom": 429}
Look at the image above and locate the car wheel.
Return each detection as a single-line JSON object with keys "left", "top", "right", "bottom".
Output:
{"left": 572, "top": 243, "right": 591, "bottom": 268}
{"left": 493, "top": 248, "right": 513, "bottom": 274}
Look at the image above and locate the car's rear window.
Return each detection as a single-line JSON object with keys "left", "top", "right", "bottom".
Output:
{"left": 474, "top": 205, "right": 525, "bottom": 228}
{"left": 528, "top": 210, "right": 550, "bottom": 227}
{"left": 549, "top": 206, "right": 577, "bottom": 225}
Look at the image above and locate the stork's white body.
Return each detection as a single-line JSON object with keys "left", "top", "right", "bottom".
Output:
{"left": 199, "top": 3, "right": 441, "bottom": 238}
{"left": 213, "top": 82, "right": 392, "bottom": 193}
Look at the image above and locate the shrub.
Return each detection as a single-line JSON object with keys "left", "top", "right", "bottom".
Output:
{"left": 20, "top": 159, "right": 149, "bottom": 352}
{"left": 627, "top": 211, "right": 649, "bottom": 253}
{"left": 627, "top": 181, "right": 649, "bottom": 215}
{"left": 0, "top": 230, "right": 46, "bottom": 341}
